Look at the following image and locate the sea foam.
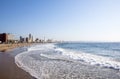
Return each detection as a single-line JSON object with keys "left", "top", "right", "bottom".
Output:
{"left": 15, "top": 44, "right": 120, "bottom": 79}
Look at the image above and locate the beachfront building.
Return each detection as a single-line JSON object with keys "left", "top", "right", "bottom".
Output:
{"left": 0, "top": 33, "right": 7, "bottom": 43}
{"left": 0, "top": 33, "right": 14, "bottom": 43}
{"left": 35, "top": 38, "right": 39, "bottom": 43}
{"left": 28, "top": 34, "right": 33, "bottom": 43}
{"left": 19, "top": 34, "right": 33, "bottom": 43}
{"left": 20, "top": 36, "right": 24, "bottom": 43}
{"left": 20, "top": 36, "right": 23, "bottom": 43}
{"left": 46, "top": 39, "right": 53, "bottom": 43}
{"left": 20, "top": 36, "right": 28, "bottom": 43}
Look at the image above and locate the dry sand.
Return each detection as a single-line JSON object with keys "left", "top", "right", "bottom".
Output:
{"left": 0, "top": 43, "right": 32, "bottom": 52}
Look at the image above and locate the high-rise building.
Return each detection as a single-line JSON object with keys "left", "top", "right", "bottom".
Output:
{"left": 28, "top": 33, "right": 33, "bottom": 43}
{"left": 20, "top": 36, "right": 24, "bottom": 43}
{"left": 29, "top": 34, "right": 32, "bottom": 40}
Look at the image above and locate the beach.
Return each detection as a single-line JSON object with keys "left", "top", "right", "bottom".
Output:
{"left": 0, "top": 43, "right": 32, "bottom": 52}
{"left": 0, "top": 44, "right": 34, "bottom": 79}
{"left": 1, "top": 43, "right": 120, "bottom": 79}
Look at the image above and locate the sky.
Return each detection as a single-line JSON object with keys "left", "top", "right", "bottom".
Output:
{"left": 1, "top": 0, "right": 120, "bottom": 42}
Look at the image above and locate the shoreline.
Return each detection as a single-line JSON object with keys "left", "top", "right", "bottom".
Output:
{"left": 1, "top": 43, "right": 120, "bottom": 79}
{"left": 0, "top": 51, "right": 35, "bottom": 79}
{"left": 0, "top": 43, "right": 37, "bottom": 79}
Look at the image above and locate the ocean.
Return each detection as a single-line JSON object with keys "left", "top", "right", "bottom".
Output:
{"left": 15, "top": 42, "right": 120, "bottom": 79}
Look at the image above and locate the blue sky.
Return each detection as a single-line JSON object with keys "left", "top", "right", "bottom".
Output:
{"left": 1, "top": 0, "right": 120, "bottom": 41}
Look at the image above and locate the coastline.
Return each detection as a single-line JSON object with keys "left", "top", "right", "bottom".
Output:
{"left": 0, "top": 44, "right": 35, "bottom": 79}
{"left": 1, "top": 43, "right": 120, "bottom": 79}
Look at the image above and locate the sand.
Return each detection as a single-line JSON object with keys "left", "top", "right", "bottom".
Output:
{"left": 0, "top": 43, "right": 32, "bottom": 52}
{"left": 0, "top": 46, "right": 35, "bottom": 79}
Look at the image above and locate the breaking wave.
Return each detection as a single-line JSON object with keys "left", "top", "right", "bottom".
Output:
{"left": 15, "top": 43, "right": 120, "bottom": 79}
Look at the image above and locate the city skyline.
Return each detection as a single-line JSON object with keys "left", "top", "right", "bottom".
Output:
{"left": 1, "top": 0, "right": 120, "bottom": 42}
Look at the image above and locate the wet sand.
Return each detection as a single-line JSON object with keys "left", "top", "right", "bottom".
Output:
{"left": 0, "top": 52, "right": 34, "bottom": 79}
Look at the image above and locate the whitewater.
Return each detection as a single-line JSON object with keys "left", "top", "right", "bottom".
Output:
{"left": 15, "top": 43, "right": 120, "bottom": 79}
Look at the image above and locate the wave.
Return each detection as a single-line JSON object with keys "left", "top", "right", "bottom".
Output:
{"left": 59, "top": 48, "right": 120, "bottom": 70}
{"left": 15, "top": 43, "right": 120, "bottom": 79}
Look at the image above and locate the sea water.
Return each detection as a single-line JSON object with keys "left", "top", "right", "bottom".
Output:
{"left": 15, "top": 43, "right": 120, "bottom": 79}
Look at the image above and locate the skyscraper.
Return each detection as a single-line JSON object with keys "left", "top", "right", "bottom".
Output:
{"left": 28, "top": 34, "right": 33, "bottom": 43}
